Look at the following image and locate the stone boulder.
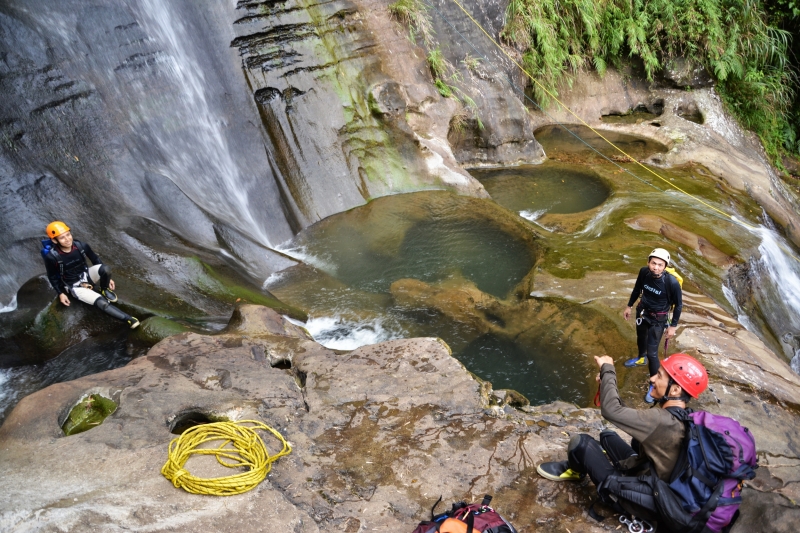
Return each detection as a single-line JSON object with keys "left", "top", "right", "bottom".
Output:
{"left": 2, "top": 305, "right": 799, "bottom": 531}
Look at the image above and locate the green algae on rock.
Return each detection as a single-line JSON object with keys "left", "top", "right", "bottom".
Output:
{"left": 61, "top": 394, "right": 117, "bottom": 436}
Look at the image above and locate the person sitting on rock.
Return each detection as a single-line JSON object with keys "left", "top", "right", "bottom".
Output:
{"left": 622, "top": 248, "right": 682, "bottom": 403}
{"left": 42, "top": 221, "right": 139, "bottom": 329}
{"left": 536, "top": 353, "right": 706, "bottom": 519}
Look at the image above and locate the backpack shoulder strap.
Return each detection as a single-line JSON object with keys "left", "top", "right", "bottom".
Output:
{"left": 663, "top": 271, "right": 676, "bottom": 307}
{"left": 73, "top": 240, "right": 86, "bottom": 258}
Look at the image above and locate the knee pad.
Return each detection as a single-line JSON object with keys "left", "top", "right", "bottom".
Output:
{"left": 94, "top": 297, "right": 110, "bottom": 310}
{"left": 98, "top": 264, "right": 110, "bottom": 277}
{"left": 568, "top": 433, "right": 591, "bottom": 454}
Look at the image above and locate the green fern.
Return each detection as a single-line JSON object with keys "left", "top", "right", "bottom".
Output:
{"left": 502, "top": 0, "right": 797, "bottom": 165}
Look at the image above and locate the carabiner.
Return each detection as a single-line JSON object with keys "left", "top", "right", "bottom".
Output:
{"left": 619, "top": 515, "right": 648, "bottom": 533}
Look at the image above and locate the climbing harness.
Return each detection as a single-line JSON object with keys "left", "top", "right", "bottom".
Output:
{"left": 161, "top": 419, "right": 291, "bottom": 496}
{"left": 636, "top": 308, "right": 669, "bottom": 326}
{"left": 619, "top": 514, "right": 654, "bottom": 533}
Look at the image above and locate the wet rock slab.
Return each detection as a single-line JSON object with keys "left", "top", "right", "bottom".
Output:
{"left": 1, "top": 305, "right": 799, "bottom": 532}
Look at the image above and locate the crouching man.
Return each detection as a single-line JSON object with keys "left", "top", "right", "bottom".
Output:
{"left": 43, "top": 221, "right": 139, "bottom": 329}
{"left": 537, "top": 354, "right": 708, "bottom": 522}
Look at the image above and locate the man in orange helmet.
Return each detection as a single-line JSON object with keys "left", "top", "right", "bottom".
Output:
{"left": 42, "top": 221, "right": 139, "bottom": 328}
{"left": 536, "top": 353, "right": 707, "bottom": 518}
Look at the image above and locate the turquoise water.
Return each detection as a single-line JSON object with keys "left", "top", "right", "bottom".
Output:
{"left": 471, "top": 163, "right": 611, "bottom": 215}
{"left": 271, "top": 190, "right": 601, "bottom": 405}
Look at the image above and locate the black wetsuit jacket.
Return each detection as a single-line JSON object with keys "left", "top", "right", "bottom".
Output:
{"left": 627, "top": 266, "right": 682, "bottom": 327}
{"left": 43, "top": 240, "right": 102, "bottom": 295}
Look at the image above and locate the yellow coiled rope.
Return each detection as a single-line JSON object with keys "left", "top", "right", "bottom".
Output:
{"left": 161, "top": 419, "right": 292, "bottom": 496}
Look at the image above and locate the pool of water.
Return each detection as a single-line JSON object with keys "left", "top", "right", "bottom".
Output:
{"left": 470, "top": 163, "right": 611, "bottom": 216}
{"left": 269, "top": 190, "right": 612, "bottom": 404}
{"left": 280, "top": 191, "right": 539, "bottom": 300}
{"left": 535, "top": 124, "right": 669, "bottom": 160}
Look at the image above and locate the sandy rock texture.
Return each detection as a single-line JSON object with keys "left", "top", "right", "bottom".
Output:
{"left": 527, "top": 68, "right": 800, "bottom": 249}
{"left": 1, "top": 304, "right": 799, "bottom": 532}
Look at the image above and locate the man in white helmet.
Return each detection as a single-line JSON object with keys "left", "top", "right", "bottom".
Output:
{"left": 622, "top": 248, "right": 682, "bottom": 402}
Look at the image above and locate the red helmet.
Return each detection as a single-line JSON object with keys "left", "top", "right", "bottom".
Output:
{"left": 662, "top": 353, "right": 708, "bottom": 398}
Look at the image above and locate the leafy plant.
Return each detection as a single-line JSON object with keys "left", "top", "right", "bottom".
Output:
{"left": 392, "top": 5, "right": 485, "bottom": 132}
{"left": 502, "top": 0, "right": 798, "bottom": 165}
{"left": 389, "top": 0, "right": 434, "bottom": 46}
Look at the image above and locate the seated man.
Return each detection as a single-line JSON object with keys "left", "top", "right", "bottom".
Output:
{"left": 538, "top": 354, "right": 707, "bottom": 519}
{"left": 43, "top": 221, "right": 139, "bottom": 329}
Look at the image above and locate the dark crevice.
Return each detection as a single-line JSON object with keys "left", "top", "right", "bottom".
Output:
{"left": 230, "top": 24, "right": 315, "bottom": 53}
{"left": 169, "top": 410, "right": 220, "bottom": 435}
{"left": 114, "top": 51, "right": 162, "bottom": 72}
{"left": 114, "top": 22, "right": 139, "bottom": 31}
{"left": 29, "top": 91, "right": 95, "bottom": 116}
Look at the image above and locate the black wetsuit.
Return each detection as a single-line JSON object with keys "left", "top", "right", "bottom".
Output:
{"left": 627, "top": 266, "right": 683, "bottom": 376}
{"left": 43, "top": 240, "right": 104, "bottom": 295}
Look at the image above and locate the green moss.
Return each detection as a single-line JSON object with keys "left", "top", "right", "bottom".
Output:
{"left": 62, "top": 394, "right": 117, "bottom": 436}
{"left": 188, "top": 258, "right": 307, "bottom": 321}
{"left": 131, "top": 316, "right": 192, "bottom": 345}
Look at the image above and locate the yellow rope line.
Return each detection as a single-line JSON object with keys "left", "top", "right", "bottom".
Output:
{"left": 161, "top": 420, "right": 291, "bottom": 496}
{"left": 446, "top": 0, "right": 757, "bottom": 229}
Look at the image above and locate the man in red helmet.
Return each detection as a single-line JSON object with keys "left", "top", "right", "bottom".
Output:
{"left": 623, "top": 247, "right": 683, "bottom": 402}
{"left": 536, "top": 353, "right": 707, "bottom": 504}
{"left": 42, "top": 221, "right": 139, "bottom": 329}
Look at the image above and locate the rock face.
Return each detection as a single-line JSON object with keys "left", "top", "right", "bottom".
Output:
{"left": 526, "top": 68, "right": 800, "bottom": 249}
{"left": 0, "top": 0, "right": 499, "bottom": 304}
{"left": 2, "top": 305, "right": 800, "bottom": 532}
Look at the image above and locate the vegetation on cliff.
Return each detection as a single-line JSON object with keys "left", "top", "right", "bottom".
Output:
{"left": 501, "top": 0, "right": 799, "bottom": 167}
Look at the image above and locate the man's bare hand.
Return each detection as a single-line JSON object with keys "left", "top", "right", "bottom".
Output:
{"left": 623, "top": 306, "right": 632, "bottom": 320}
{"left": 58, "top": 293, "right": 70, "bottom": 306}
{"left": 109, "top": 279, "right": 115, "bottom": 291}
{"left": 665, "top": 326, "right": 677, "bottom": 339}
{"left": 594, "top": 355, "right": 614, "bottom": 368}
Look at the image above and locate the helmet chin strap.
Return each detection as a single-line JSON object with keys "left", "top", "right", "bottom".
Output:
{"left": 658, "top": 377, "right": 688, "bottom": 404}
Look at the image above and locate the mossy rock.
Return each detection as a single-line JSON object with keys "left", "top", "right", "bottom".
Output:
{"left": 132, "top": 316, "right": 192, "bottom": 345}
{"left": 187, "top": 258, "right": 307, "bottom": 321}
{"left": 62, "top": 394, "right": 117, "bottom": 436}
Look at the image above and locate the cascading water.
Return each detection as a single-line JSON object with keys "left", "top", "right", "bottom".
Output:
{"left": 740, "top": 224, "right": 800, "bottom": 371}
{"left": 126, "top": 0, "right": 273, "bottom": 246}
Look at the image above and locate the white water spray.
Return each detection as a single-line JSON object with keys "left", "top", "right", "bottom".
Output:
{"left": 741, "top": 225, "right": 800, "bottom": 371}
{"left": 133, "top": 0, "right": 271, "bottom": 245}
{"left": 290, "top": 315, "right": 405, "bottom": 351}
{"left": 0, "top": 295, "right": 17, "bottom": 314}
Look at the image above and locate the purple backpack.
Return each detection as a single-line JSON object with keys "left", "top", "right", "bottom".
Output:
{"left": 655, "top": 408, "right": 758, "bottom": 533}
{"left": 411, "top": 495, "right": 518, "bottom": 533}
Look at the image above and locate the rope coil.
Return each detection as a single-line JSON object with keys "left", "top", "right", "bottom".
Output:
{"left": 161, "top": 419, "right": 292, "bottom": 496}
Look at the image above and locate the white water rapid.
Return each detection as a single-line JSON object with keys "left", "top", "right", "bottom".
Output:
{"left": 753, "top": 226, "right": 800, "bottom": 371}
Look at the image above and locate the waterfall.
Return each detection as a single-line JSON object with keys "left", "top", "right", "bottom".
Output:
{"left": 735, "top": 224, "right": 800, "bottom": 370}
{"left": 126, "top": 0, "right": 274, "bottom": 246}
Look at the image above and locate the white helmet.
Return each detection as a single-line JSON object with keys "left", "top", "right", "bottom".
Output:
{"left": 649, "top": 248, "right": 671, "bottom": 266}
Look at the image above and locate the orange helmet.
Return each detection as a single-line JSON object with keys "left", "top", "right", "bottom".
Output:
{"left": 46, "top": 221, "right": 70, "bottom": 238}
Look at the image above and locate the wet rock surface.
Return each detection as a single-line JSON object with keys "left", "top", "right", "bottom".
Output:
{"left": 1, "top": 305, "right": 799, "bottom": 532}
{"left": 526, "top": 67, "right": 800, "bottom": 249}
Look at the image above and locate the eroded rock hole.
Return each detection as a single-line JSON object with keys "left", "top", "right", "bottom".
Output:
{"left": 676, "top": 103, "right": 704, "bottom": 124}
{"left": 170, "top": 411, "right": 218, "bottom": 435}
{"left": 61, "top": 394, "right": 118, "bottom": 436}
{"left": 272, "top": 359, "right": 291, "bottom": 369}
{"left": 295, "top": 369, "right": 307, "bottom": 388}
